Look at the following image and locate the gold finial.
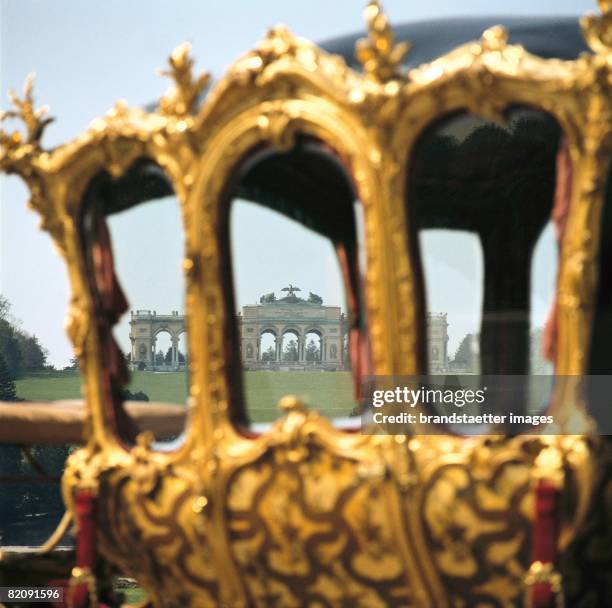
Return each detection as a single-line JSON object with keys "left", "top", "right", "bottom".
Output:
{"left": 581, "top": 0, "right": 612, "bottom": 56}
{"left": 0, "top": 73, "right": 53, "bottom": 151}
{"left": 260, "top": 25, "right": 298, "bottom": 59}
{"left": 278, "top": 395, "right": 306, "bottom": 413}
{"left": 135, "top": 430, "right": 155, "bottom": 451}
{"left": 158, "top": 42, "right": 210, "bottom": 116}
{"left": 481, "top": 25, "right": 509, "bottom": 52}
{"left": 355, "top": 0, "right": 410, "bottom": 82}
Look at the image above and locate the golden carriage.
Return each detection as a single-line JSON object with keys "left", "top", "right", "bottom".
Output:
{"left": 1, "top": 1, "right": 612, "bottom": 606}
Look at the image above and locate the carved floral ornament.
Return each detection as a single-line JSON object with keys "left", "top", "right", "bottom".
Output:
{"left": 1, "top": 1, "right": 612, "bottom": 606}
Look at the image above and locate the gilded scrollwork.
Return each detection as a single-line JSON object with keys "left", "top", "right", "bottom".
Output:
{"left": 1, "top": 0, "right": 612, "bottom": 605}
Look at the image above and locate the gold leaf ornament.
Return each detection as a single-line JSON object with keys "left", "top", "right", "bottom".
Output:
{"left": 159, "top": 42, "right": 210, "bottom": 116}
{"left": 581, "top": 0, "right": 612, "bottom": 56}
{"left": 0, "top": 73, "right": 53, "bottom": 157}
{"left": 355, "top": 0, "right": 410, "bottom": 82}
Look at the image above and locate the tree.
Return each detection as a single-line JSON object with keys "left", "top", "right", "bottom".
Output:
{"left": 261, "top": 346, "right": 275, "bottom": 362}
{"left": 64, "top": 356, "right": 79, "bottom": 371}
{"left": 164, "top": 347, "right": 185, "bottom": 364}
{"left": 120, "top": 388, "right": 149, "bottom": 402}
{"left": 0, "top": 296, "right": 51, "bottom": 376}
{"left": 0, "top": 318, "right": 24, "bottom": 377}
{"left": 0, "top": 352, "right": 18, "bottom": 401}
{"left": 18, "top": 334, "right": 47, "bottom": 371}
{"left": 452, "top": 333, "right": 478, "bottom": 370}
{"left": 155, "top": 350, "right": 165, "bottom": 365}
{"left": 305, "top": 339, "right": 320, "bottom": 362}
{"left": 0, "top": 295, "right": 10, "bottom": 321}
{"left": 283, "top": 339, "right": 298, "bottom": 362}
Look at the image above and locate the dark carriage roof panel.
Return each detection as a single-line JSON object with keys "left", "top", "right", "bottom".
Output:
{"left": 321, "top": 16, "right": 588, "bottom": 69}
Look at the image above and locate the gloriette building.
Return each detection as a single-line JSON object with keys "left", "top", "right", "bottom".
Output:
{"left": 129, "top": 287, "right": 449, "bottom": 372}
{"left": 238, "top": 285, "right": 346, "bottom": 371}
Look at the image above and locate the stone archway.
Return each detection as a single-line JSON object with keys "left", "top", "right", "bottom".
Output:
{"left": 129, "top": 310, "right": 186, "bottom": 371}
{"left": 280, "top": 328, "right": 301, "bottom": 362}
{"left": 153, "top": 329, "right": 173, "bottom": 368}
{"left": 303, "top": 328, "right": 322, "bottom": 364}
{"left": 239, "top": 291, "right": 346, "bottom": 371}
{"left": 258, "top": 328, "right": 278, "bottom": 363}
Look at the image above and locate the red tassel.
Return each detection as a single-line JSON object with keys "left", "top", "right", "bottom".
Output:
{"left": 72, "top": 489, "right": 97, "bottom": 607}
{"left": 529, "top": 479, "right": 561, "bottom": 608}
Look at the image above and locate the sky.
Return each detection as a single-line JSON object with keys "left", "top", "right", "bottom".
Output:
{"left": 0, "top": 0, "right": 594, "bottom": 367}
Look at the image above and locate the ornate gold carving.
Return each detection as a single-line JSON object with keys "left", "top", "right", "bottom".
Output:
{"left": 256, "top": 25, "right": 299, "bottom": 67}
{"left": 256, "top": 106, "right": 297, "bottom": 151}
{"left": 582, "top": 0, "right": 612, "bottom": 56}
{"left": 356, "top": 1, "right": 410, "bottom": 81}
{"left": 158, "top": 42, "right": 210, "bottom": 116}
{"left": 2, "top": 0, "right": 612, "bottom": 605}
{"left": 0, "top": 73, "right": 52, "bottom": 153}
{"left": 480, "top": 24, "right": 509, "bottom": 51}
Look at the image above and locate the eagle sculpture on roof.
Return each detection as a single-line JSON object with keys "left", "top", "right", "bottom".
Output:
{"left": 281, "top": 284, "right": 301, "bottom": 297}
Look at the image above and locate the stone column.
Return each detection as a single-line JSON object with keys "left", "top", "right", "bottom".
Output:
{"left": 171, "top": 337, "right": 179, "bottom": 368}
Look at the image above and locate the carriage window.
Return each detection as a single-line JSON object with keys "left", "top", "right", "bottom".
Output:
{"left": 525, "top": 222, "right": 557, "bottom": 415}
{"left": 227, "top": 145, "right": 363, "bottom": 428}
{"left": 231, "top": 201, "right": 356, "bottom": 426}
{"left": 409, "top": 108, "right": 561, "bottom": 422}
{"left": 530, "top": 222, "right": 556, "bottom": 376}
{"left": 81, "top": 162, "right": 188, "bottom": 449}
{"left": 420, "top": 230, "right": 483, "bottom": 374}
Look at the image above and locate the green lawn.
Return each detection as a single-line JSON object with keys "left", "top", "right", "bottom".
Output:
{"left": 16, "top": 370, "right": 83, "bottom": 401}
{"left": 16, "top": 370, "right": 356, "bottom": 422}
{"left": 120, "top": 587, "right": 147, "bottom": 603}
{"left": 243, "top": 370, "right": 355, "bottom": 421}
